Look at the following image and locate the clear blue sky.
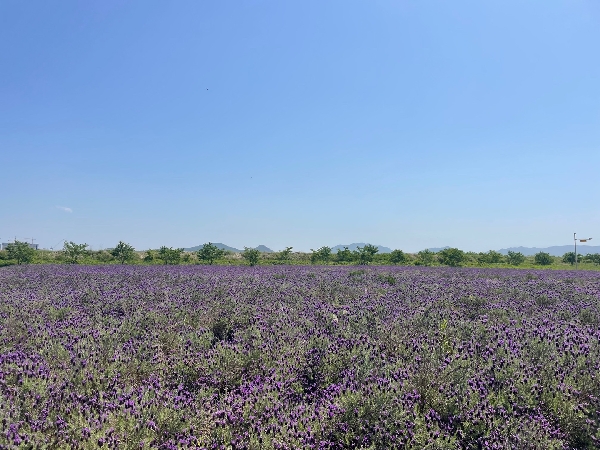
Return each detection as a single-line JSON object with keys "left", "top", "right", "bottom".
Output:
{"left": 1, "top": 0, "right": 599, "bottom": 252}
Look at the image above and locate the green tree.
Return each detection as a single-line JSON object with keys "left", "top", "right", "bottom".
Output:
{"left": 310, "top": 246, "right": 332, "bottom": 264}
{"left": 111, "top": 241, "right": 136, "bottom": 264}
{"left": 143, "top": 250, "right": 157, "bottom": 262}
{"left": 587, "top": 253, "right": 600, "bottom": 265}
{"left": 354, "top": 244, "right": 379, "bottom": 265}
{"left": 389, "top": 249, "right": 407, "bottom": 265}
{"left": 276, "top": 247, "right": 293, "bottom": 263}
{"left": 534, "top": 252, "right": 553, "bottom": 266}
{"left": 562, "top": 252, "right": 578, "bottom": 265}
{"left": 335, "top": 247, "right": 353, "bottom": 263}
{"left": 158, "top": 246, "right": 184, "bottom": 265}
{"left": 6, "top": 241, "right": 35, "bottom": 265}
{"left": 505, "top": 251, "right": 526, "bottom": 266}
{"left": 93, "top": 250, "right": 114, "bottom": 263}
{"left": 477, "top": 250, "right": 503, "bottom": 264}
{"left": 242, "top": 247, "right": 261, "bottom": 266}
{"left": 415, "top": 249, "right": 435, "bottom": 266}
{"left": 196, "top": 242, "right": 226, "bottom": 265}
{"left": 63, "top": 241, "right": 88, "bottom": 264}
{"left": 437, "top": 247, "right": 466, "bottom": 267}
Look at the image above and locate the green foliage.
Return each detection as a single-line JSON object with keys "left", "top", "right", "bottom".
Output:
{"left": 377, "top": 273, "right": 396, "bottom": 285}
{"left": 335, "top": 247, "right": 353, "bottom": 263}
{"left": 534, "top": 252, "right": 553, "bottom": 266}
{"left": 196, "top": 242, "right": 226, "bottom": 265}
{"left": 5, "top": 240, "right": 35, "bottom": 265}
{"left": 437, "top": 248, "right": 466, "bottom": 267}
{"left": 415, "top": 249, "right": 436, "bottom": 266}
{"left": 506, "top": 250, "right": 526, "bottom": 266}
{"left": 0, "top": 251, "right": 16, "bottom": 267}
{"left": 143, "top": 250, "right": 157, "bottom": 262}
{"left": 389, "top": 249, "right": 407, "bottom": 265}
{"left": 477, "top": 250, "right": 504, "bottom": 264}
{"left": 210, "top": 317, "right": 235, "bottom": 344}
{"left": 92, "top": 250, "right": 114, "bottom": 263}
{"left": 242, "top": 247, "right": 260, "bottom": 266}
{"left": 111, "top": 241, "right": 136, "bottom": 264}
{"left": 158, "top": 246, "right": 184, "bottom": 265}
{"left": 579, "top": 308, "right": 599, "bottom": 326}
{"left": 62, "top": 241, "right": 88, "bottom": 264}
{"left": 310, "top": 246, "right": 332, "bottom": 264}
{"left": 353, "top": 244, "right": 379, "bottom": 265}
{"left": 562, "top": 252, "right": 577, "bottom": 265}
{"left": 276, "top": 246, "right": 293, "bottom": 263}
{"left": 586, "top": 253, "right": 600, "bottom": 265}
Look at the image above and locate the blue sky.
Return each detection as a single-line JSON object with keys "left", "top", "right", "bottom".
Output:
{"left": 1, "top": 0, "right": 599, "bottom": 252}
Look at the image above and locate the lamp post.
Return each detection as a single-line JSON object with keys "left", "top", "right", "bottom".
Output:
{"left": 574, "top": 233, "right": 593, "bottom": 270}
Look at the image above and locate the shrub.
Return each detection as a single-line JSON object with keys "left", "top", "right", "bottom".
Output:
{"left": 415, "top": 249, "right": 435, "bottom": 266}
{"left": 534, "top": 252, "right": 553, "bottom": 266}
{"left": 506, "top": 250, "right": 526, "bottom": 266}
{"left": 196, "top": 242, "right": 226, "bottom": 265}
{"left": 582, "top": 253, "right": 598, "bottom": 264}
{"left": 276, "top": 246, "right": 293, "bottom": 263}
{"left": 158, "top": 246, "right": 184, "bottom": 265}
{"left": 111, "top": 241, "right": 136, "bottom": 264}
{"left": 477, "top": 250, "right": 503, "bottom": 264}
{"left": 335, "top": 247, "right": 353, "bottom": 263}
{"left": 389, "top": 249, "right": 407, "bottom": 265}
{"left": 562, "top": 252, "right": 579, "bottom": 265}
{"left": 92, "top": 250, "right": 115, "bottom": 263}
{"left": 62, "top": 241, "right": 88, "bottom": 264}
{"left": 589, "top": 253, "right": 600, "bottom": 265}
{"left": 437, "top": 248, "right": 466, "bottom": 267}
{"left": 242, "top": 247, "right": 260, "bottom": 266}
{"left": 353, "top": 244, "right": 379, "bottom": 265}
{"left": 143, "top": 249, "right": 157, "bottom": 262}
{"left": 310, "top": 246, "right": 331, "bottom": 264}
{"left": 5, "top": 241, "right": 35, "bottom": 265}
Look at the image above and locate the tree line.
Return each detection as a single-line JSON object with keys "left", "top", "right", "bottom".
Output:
{"left": 0, "top": 241, "right": 261, "bottom": 266}
{"left": 2, "top": 240, "right": 600, "bottom": 268}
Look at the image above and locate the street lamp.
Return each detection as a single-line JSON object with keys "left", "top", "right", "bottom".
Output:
{"left": 574, "top": 233, "right": 593, "bottom": 270}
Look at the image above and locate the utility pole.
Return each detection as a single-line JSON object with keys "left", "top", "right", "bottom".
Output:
{"left": 575, "top": 233, "right": 577, "bottom": 270}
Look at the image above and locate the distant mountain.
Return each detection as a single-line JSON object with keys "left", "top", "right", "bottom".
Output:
{"left": 498, "top": 245, "right": 600, "bottom": 257}
{"left": 184, "top": 243, "right": 242, "bottom": 252}
{"left": 255, "top": 245, "right": 274, "bottom": 253}
{"left": 184, "top": 243, "right": 274, "bottom": 253}
{"left": 184, "top": 243, "right": 600, "bottom": 257}
{"left": 427, "top": 246, "right": 450, "bottom": 253}
{"left": 331, "top": 243, "right": 392, "bottom": 254}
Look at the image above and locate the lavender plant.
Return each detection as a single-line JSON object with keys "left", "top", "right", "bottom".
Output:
{"left": 0, "top": 265, "right": 599, "bottom": 449}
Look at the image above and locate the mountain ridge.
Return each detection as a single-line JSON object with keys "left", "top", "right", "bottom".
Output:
{"left": 183, "top": 243, "right": 600, "bottom": 257}
{"left": 331, "top": 243, "right": 392, "bottom": 254}
{"left": 184, "top": 243, "right": 273, "bottom": 253}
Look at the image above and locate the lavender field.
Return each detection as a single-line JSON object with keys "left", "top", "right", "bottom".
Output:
{"left": 1, "top": 265, "right": 599, "bottom": 449}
